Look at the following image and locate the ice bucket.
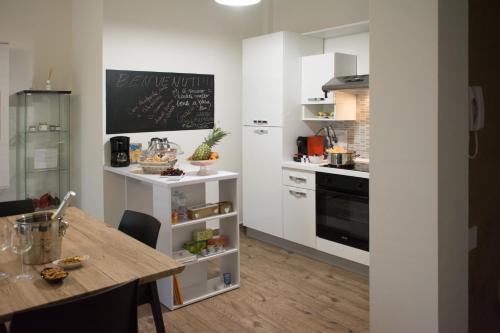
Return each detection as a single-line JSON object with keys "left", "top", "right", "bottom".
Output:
{"left": 15, "top": 211, "right": 69, "bottom": 265}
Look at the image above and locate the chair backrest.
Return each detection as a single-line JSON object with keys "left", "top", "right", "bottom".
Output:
{"left": 118, "top": 210, "right": 161, "bottom": 248}
{"left": 10, "top": 279, "right": 139, "bottom": 333}
{"left": 0, "top": 199, "right": 34, "bottom": 217}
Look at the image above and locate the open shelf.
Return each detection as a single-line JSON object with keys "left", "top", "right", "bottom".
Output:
{"left": 172, "top": 276, "right": 240, "bottom": 309}
{"left": 182, "top": 248, "right": 238, "bottom": 266}
{"left": 172, "top": 211, "right": 238, "bottom": 230}
{"left": 303, "top": 117, "right": 337, "bottom": 122}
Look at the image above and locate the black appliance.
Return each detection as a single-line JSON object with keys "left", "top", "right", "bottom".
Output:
{"left": 296, "top": 136, "right": 308, "bottom": 155}
{"left": 110, "top": 136, "right": 130, "bottom": 167}
{"left": 316, "top": 172, "right": 369, "bottom": 251}
{"left": 321, "top": 163, "right": 369, "bottom": 173}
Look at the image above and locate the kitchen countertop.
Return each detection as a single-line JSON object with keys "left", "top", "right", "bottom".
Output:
{"left": 104, "top": 164, "right": 239, "bottom": 187}
{"left": 282, "top": 160, "right": 369, "bottom": 179}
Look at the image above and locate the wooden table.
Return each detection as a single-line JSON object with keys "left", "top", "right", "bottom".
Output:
{"left": 0, "top": 207, "right": 184, "bottom": 323}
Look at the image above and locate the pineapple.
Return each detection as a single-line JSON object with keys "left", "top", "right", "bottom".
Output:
{"left": 191, "top": 126, "right": 229, "bottom": 160}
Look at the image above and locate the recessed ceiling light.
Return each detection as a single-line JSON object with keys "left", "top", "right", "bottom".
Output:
{"left": 215, "top": 0, "right": 261, "bottom": 6}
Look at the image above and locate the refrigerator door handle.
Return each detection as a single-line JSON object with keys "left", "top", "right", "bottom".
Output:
{"left": 254, "top": 129, "right": 268, "bottom": 135}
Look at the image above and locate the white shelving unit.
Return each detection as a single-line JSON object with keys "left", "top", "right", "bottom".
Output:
{"left": 103, "top": 164, "right": 240, "bottom": 310}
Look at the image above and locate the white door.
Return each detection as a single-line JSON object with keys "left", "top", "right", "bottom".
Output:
{"left": 283, "top": 186, "right": 316, "bottom": 248}
{"left": 242, "top": 32, "right": 284, "bottom": 127}
{"left": 242, "top": 126, "right": 283, "bottom": 237}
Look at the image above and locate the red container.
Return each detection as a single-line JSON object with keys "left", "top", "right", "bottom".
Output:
{"left": 307, "top": 136, "right": 324, "bottom": 156}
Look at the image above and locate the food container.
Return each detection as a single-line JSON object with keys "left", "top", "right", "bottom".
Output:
{"left": 193, "top": 229, "right": 213, "bottom": 242}
{"left": 328, "top": 151, "right": 360, "bottom": 167}
{"left": 129, "top": 143, "right": 142, "bottom": 164}
{"left": 38, "top": 122, "right": 49, "bottom": 131}
{"left": 187, "top": 203, "right": 220, "bottom": 220}
{"left": 139, "top": 138, "right": 182, "bottom": 174}
{"left": 218, "top": 201, "right": 233, "bottom": 214}
{"left": 15, "top": 211, "right": 69, "bottom": 265}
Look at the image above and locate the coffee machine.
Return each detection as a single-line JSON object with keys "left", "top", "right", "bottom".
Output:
{"left": 110, "top": 136, "right": 130, "bottom": 167}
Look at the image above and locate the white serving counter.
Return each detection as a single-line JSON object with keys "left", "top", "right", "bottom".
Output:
{"left": 103, "top": 164, "right": 239, "bottom": 187}
{"left": 282, "top": 160, "right": 369, "bottom": 179}
{"left": 103, "top": 164, "right": 240, "bottom": 310}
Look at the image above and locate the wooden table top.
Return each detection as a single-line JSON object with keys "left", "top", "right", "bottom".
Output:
{"left": 0, "top": 207, "right": 184, "bottom": 322}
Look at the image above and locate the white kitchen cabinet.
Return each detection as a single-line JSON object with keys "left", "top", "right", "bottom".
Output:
{"left": 242, "top": 31, "right": 322, "bottom": 238}
{"left": 282, "top": 168, "right": 315, "bottom": 190}
{"left": 242, "top": 32, "right": 323, "bottom": 126}
{"left": 242, "top": 126, "right": 283, "bottom": 237}
{"left": 242, "top": 32, "right": 284, "bottom": 127}
{"left": 301, "top": 53, "right": 356, "bottom": 105}
{"left": 283, "top": 185, "right": 316, "bottom": 248}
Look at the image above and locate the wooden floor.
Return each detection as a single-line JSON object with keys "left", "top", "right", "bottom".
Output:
{"left": 138, "top": 232, "right": 369, "bottom": 333}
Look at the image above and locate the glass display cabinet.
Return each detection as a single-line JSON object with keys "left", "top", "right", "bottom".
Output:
{"left": 16, "top": 90, "right": 71, "bottom": 210}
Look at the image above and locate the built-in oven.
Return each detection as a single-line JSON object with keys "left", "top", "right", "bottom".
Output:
{"left": 316, "top": 172, "right": 369, "bottom": 251}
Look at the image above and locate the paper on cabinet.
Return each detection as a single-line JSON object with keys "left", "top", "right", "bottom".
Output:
{"left": 34, "top": 148, "right": 58, "bottom": 169}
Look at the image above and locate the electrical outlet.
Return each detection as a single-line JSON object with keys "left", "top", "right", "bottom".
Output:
{"left": 469, "top": 226, "right": 478, "bottom": 251}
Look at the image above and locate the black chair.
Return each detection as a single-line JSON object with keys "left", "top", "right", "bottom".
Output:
{"left": 0, "top": 199, "right": 34, "bottom": 217}
{"left": 9, "top": 279, "right": 139, "bottom": 333}
{"left": 119, "top": 210, "right": 165, "bottom": 333}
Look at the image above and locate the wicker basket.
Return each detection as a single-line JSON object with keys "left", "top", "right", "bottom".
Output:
{"left": 139, "top": 159, "right": 177, "bottom": 174}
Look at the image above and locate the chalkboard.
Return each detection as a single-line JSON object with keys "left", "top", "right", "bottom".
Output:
{"left": 106, "top": 69, "right": 214, "bottom": 134}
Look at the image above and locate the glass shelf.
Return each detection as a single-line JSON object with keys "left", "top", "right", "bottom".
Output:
{"left": 17, "top": 91, "right": 71, "bottom": 201}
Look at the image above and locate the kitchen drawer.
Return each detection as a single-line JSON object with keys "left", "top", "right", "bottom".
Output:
{"left": 282, "top": 168, "right": 315, "bottom": 190}
{"left": 283, "top": 186, "right": 315, "bottom": 248}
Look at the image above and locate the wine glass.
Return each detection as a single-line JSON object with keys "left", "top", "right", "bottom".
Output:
{"left": 10, "top": 224, "right": 33, "bottom": 281}
{"left": 0, "top": 223, "right": 11, "bottom": 279}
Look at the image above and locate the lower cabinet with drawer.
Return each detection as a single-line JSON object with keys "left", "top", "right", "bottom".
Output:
{"left": 282, "top": 185, "right": 316, "bottom": 248}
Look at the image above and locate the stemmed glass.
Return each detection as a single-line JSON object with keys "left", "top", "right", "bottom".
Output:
{"left": 10, "top": 224, "right": 33, "bottom": 281}
{"left": 0, "top": 223, "right": 11, "bottom": 279}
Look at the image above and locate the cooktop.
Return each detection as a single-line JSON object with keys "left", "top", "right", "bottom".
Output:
{"left": 321, "top": 163, "right": 369, "bottom": 173}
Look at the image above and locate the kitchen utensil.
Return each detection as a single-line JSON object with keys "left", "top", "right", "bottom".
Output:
{"left": 40, "top": 267, "right": 68, "bottom": 284}
{"left": 188, "top": 159, "right": 217, "bottom": 176}
{"left": 296, "top": 137, "right": 308, "bottom": 155}
{"left": 10, "top": 223, "right": 33, "bottom": 280}
{"left": 139, "top": 160, "right": 178, "bottom": 174}
{"left": 307, "top": 136, "right": 324, "bottom": 156}
{"left": 110, "top": 136, "right": 130, "bottom": 167}
{"left": 52, "top": 254, "right": 90, "bottom": 269}
{"left": 16, "top": 211, "right": 69, "bottom": 265}
{"left": 328, "top": 151, "right": 360, "bottom": 167}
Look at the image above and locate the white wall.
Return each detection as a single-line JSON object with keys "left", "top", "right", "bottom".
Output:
{"left": 324, "top": 33, "right": 369, "bottom": 75}
{"left": 0, "top": 0, "right": 72, "bottom": 201}
{"left": 370, "top": 0, "right": 468, "bottom": 331}
{"left": 71, "top": 0, "right": 104, "bottom": 217}
{"left": 102, "top": 0, "right": 264, "bottom": 172}
{"left": 269, "top": 0, "right": 369, "bottom": 33}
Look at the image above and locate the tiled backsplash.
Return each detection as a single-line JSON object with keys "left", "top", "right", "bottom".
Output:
{"left": 332, "top": 92, "right": 370, "bottom": 159}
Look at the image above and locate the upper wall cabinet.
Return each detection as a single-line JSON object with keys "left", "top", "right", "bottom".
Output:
{"left": 242, "top": 32, "right": 323, "bottom": 127}
{"left": 301, "top": 53, "right": 357, "bottom": 105}
{"left": 304, "top": 21, "right": 370, "bottom": 76}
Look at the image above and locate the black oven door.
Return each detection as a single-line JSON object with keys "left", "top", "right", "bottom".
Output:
{"left": 316, "top": 188, "right": 369, "bottom": 251}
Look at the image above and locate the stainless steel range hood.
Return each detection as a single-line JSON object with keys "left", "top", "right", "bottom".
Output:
{"left": 322, "top": 74, "right": 369, "bottom": 92}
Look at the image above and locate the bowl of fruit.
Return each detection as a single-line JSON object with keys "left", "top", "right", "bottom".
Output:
{"left": 188, "top": 126, "right": 228, "bottom": 176}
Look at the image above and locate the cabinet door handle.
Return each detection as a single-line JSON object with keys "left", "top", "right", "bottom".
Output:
{"left": 253, "top": 120, "right": 260, "bottom": 124}
{"left": 308, "top": 97, "right": 325, "bottom": 102}
{"left": 261, "top": 120, "right": 268, "bottom": 124}
{"left": 289, "top": 176, "right": 307, "bottom": 183}
{"left": 254, "top": 129, "right": 268, "bottom": 135}
{"left": 289, "top": 190, "right": 307, "bottom": 198}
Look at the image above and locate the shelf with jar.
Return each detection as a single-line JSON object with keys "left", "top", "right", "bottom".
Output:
{"left": 16, "top": 90, "right": 71, "bottom": 204}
